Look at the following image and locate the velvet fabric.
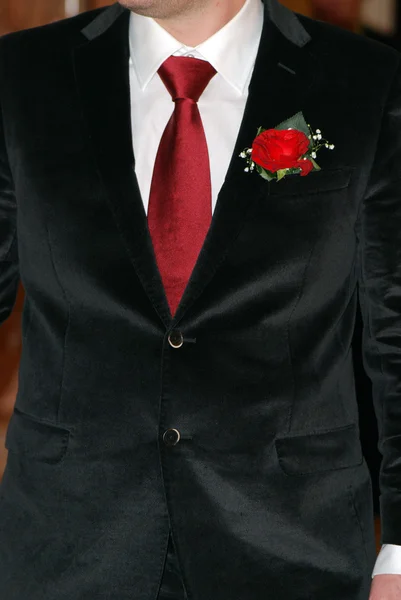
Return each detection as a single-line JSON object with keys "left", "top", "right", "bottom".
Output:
{"left": 0, "top": 1, "right": 401, "bottom": 598}
{"left": 158, "top": 537, "right": 187, "bottom": 600}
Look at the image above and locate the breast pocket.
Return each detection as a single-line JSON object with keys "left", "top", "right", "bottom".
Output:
{"left": 267, "top": 167, "right": 354, "bottom": 198}
{"left": 5, "top": 408, "right": 71, "bottom": 464}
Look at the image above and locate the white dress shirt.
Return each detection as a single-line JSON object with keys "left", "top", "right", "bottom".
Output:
{"left": 128, "top": 0, "right": 400, "bottom": 577}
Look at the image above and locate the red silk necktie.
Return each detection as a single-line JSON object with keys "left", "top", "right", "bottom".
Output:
{"left": 148, "top": 56, "right": 217, "bottom": 316}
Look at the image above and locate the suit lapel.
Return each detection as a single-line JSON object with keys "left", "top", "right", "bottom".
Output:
{"left": 173, "top": 0, "right": 316, "bottom": 324}
{"left": 73, "top": 4, "right": 172, "bottom": 328}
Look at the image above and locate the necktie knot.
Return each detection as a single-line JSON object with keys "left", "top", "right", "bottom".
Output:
{"left": 158, "top": 56, "right": 217, "bottom": 103}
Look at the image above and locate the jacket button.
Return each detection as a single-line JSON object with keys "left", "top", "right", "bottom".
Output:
{"left": 163, "top": 429, "right": 181, "bottom": 447}
{"left": 168, "top": 330, "right": 184, "bottom": 349}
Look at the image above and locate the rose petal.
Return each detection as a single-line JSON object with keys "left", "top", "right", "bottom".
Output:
{"left": 251, "top": 128, "right": 311, "bottom": 170}
{"left": 296, "top": 159, "right": 314, "bottom": 176}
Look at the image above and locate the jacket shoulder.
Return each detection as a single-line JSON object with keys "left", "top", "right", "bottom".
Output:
{"left": 0, "top": 6, "right": 108, "bottom": 57}
{"left": 0, "top": 6, "right": 113, "bottom": 85}
{"left": 298, "top": 13, "right": 400, "bottom": 60}
{"left": 297, "top": 14, "right": 401, "bottom": 94}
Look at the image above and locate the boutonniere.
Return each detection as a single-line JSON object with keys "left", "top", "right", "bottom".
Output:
{"left": 240, "top": 112, "right": 335, "bottom": 182}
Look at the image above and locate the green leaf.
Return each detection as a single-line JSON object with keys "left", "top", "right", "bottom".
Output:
{"left": 275, "top": 111, "right": 310, "bottom": 137}
{"left": 287, "top": 167, "right": 302, "bottom": 175}
{"left": 256, "top": 165, "right": 275, "bottom": 181}
{"left": 256, "top": 126, "right": 266, "bottom": 137}
{"left": 310, "top": 158, "right": 321, "bottom": 171}
{"left": 277, "top": 169, "right": 288, "bottom": 181}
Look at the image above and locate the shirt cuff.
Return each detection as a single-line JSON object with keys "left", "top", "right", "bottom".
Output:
{"left": 372, "top": 544, "right": 401, "bottom": 576}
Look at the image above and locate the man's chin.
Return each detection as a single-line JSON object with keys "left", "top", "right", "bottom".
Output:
{"left": 117, "top": 0, "right": 155, "bottom": 13}
{"left": 116, "top": 0, "right": 197, "bottom": 20}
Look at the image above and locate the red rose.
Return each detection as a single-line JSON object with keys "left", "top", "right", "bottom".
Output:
{"left": 251, "top": 128, "right": 313, "bottom": 177}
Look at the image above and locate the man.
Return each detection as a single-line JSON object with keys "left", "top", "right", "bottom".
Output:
{"left": 0, "top": 0, "right": 401, "bottom": 598}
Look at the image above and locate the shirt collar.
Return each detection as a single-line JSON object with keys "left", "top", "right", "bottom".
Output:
{"left": 129, "top": 0, "right": 264, "bottom": 95}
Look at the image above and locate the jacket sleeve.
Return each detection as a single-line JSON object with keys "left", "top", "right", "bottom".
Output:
{"left": 358, "top": 58, "right": 401, "bottom": 544}
{"left": 0, "top": 92, "right": 19, "bottom": 327}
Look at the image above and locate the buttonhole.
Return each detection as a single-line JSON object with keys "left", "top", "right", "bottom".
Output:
{"left": 278, "top": 62, "right": 296, "bottom": 76}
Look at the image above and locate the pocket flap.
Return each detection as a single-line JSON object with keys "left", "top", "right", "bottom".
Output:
{"left": 275, "top": 424, "right": 363, "bottom": 475}
{"left": 5, "top": 409, "right": 70, "bottom": 464}
{"left": 268, "top": 167, "right": 354, "bottom": 197}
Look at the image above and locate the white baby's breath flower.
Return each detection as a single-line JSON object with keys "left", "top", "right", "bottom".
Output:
{"left": 239, "top": 152, "right": 247, "bottom": 158}
{"left": 311, "top": 151, "right": 317, "bottom": 159}
{"left": 244, "top": 167, "right": 249, "bottom": 172}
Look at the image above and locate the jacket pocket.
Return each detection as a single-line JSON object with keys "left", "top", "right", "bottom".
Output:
{"left": 5, "top": 408, "right": 70, "bottom": 464}
{"left": 275, "top": 423, "right": 363, "bottom": 475}
{"left": 268, "top": 167, "right": 354, "bottom": 197}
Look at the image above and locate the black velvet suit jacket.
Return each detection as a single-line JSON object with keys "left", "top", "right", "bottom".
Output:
{"left": 1, "top": 1, "right": 401, "bottom": 599}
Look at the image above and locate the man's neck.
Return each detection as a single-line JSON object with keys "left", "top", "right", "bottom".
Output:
{"left": 155, "top": 0, "right": 247, "bottom": 47}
